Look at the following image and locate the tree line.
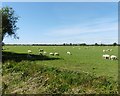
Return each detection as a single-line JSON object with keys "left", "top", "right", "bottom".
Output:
{"left": 3, "top": 42, "right": 119, "bottom": 46}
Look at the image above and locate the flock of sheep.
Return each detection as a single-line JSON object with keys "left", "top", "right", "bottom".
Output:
{"left": 27, "top": 47, "right": 118, "bottom": 60}
{"left": 102, "top": 49, "right": 117, "bottom": 60}
{"left": 27, "top": 48, "right": 72, "bottom": 57}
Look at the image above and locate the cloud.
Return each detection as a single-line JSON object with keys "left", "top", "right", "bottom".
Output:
{"left": 45, "top": 17, "right": 117, "bottom": 37}
{"left": 42, "top": 17, "right": 118, "bottom": 44}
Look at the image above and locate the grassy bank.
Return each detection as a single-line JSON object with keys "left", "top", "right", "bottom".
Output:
{"left": 2, "top": 60, "right": 118, "bottom": 94}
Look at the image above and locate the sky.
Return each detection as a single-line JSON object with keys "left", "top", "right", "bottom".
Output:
{"left": 2, "top": 2, "right": 118, "bottom": 44}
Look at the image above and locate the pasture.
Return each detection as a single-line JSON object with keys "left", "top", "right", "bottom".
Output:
{"left": 3, "top": 45, "right": 118, "bottom": 80}
{"left": 2, "top": 45, "right": 118, "bottom": 94}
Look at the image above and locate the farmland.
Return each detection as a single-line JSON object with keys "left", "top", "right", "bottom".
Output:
{"left": 2, "top": 45, "right": 118, "bottom": 94}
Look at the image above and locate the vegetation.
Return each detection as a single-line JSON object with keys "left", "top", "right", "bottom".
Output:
{"left": 2, "top": 60, "right": 118, "bottom": 94}
{"left": 0, "top": 6, "right": 19, "bottom": 41}
{"left": 2, "top": 45, "right": 118, "bottom": 94}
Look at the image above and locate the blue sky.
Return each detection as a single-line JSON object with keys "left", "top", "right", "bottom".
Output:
{"left": 2, "top": 2, "right": 118, "bottom": 44}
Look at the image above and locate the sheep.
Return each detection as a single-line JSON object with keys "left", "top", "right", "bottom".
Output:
{"left": 49, "top": 52, "right": 54, "bottom": 56}
{"left": 28, "top": 49, "right": 32, "bottom": 54}
{"left": 106, "top": 49, "right": 110, "bottom": 52}
{"left": 67, "top": 51, "right": 72, "bottom": 55}
{"left": 110, "top": 55, "right": 117, "bottom": 60}
{"left": 103, "top": 49, "right": 113, "bottom": 53}
{"left": 54, "top": 52, "right": 59, "bottom": 56}
{"left": 102, "top": 54, "right": 110, "bottom": 59}
{"left": 110, "top": 49, "right": 113, "bottom": 51}
{"left": 39, "top": 52, "right": 43, "bottom": 55}
{"left": 43, "top": 51, "right": 47, "bottom": 54}
{"left": 103, "top": 49, "right": 106, "bottom": 52}
{"left": 43, "top": 51, "right": 47, "bottom": 55}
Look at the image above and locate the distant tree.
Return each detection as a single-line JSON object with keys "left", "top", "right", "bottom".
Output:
{"left": 70, "top": 43, "right": 72, "bottom": 46}
{"left": 80, "top": 43, "right": 86, "bottom": 46}
{"left": 0, "top": 6, "right": 19, "bottom": 41}
{"left": 63, "top": 43, "right": 66, "bottom": 46}
{"left": 95, "top": 43, "right": 98, "bottom": 46}
{"left": 113, "top": 42, "right": 117, "bottom": 46}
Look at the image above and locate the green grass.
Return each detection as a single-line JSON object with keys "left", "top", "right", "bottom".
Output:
{"left": 2, "top": 60, "right": 118, "bottom": 94}
{"left": 3, "top": 46, "right": 118, "bottom": 79}
{"left": 2, "top": 45, "right": 118, "bottom": 94}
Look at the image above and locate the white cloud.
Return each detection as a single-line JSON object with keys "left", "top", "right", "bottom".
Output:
{"left": 42, "top": 17, "right": 118, "bottom": 44}
{"left": 45, "top": 17, "right": 117, "bottom": 37}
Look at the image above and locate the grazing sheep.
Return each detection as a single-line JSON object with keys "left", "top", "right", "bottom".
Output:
{"left": 39, "top": 52, "right": 43, "bottom": 55}
{"left": 103, "top": 49, "right": 106, "bottom": 52}
{"left": 106, "top": 49, "right": 110, "bottom": 52}
{"left": 110, "top": 55, "right": 117, "bottom": 60}
{"left": 43, "top": 51, "right": 47, "bottom": 55}
{"left": 49, "top": 52, "right": 54, "bottom": 56}
{"left": 110, "top": 49, "right": 113, "bottom": 51}
{"left": 54, "top": 52, "right": 59, "bottom": 56}
{"left": 67, "top": 51, "right": 72, "bottom": 55}
{"left": 28, "top": 49, "right": 32, "bottom": 54}
{"left": 102, "top": 54, "right": 110, "bottom": 59}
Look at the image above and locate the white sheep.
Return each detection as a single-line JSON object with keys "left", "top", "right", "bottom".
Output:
{"left": 110, "top": 49, "right": 113, "bottom": 51}
{"left": 106, "top": 49, "right": 110, "bottom": 52}
{"left": 28, "top": 49, "right": 32, "bottom": 54}
{"left": 43, "top": 51, "right": 47, "bottom": 55}
{"left": 54, "top": 52, "right": 59, "bottom": 56}
{"left": 110, "top": 55, "right": 117, "bottom": 60}
{"left": 67, "top": 51, "right": 72, "bottom": 55}
{"left": 102, "top": 54, "right": 110, "bottom": 59}
{"left": 103, "top": 49, "right": 106, "bottom": 52}
{"left": 39, "top": 52, "right": 43, "bottom": 55}
{"left": 49, "top": 52, "right": 54, "bottom": 56}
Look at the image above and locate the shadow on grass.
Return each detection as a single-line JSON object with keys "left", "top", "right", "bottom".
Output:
{"left": 2, "top": 51, "right": 61, "bottom": 63}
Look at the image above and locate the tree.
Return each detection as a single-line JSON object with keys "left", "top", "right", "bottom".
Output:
{"left": 70, "top": 43, "right": 72, "bottom": 46}
{"left": 95, "top": 43, "right": 98, "bottom": 46}
{"left": 0, "top": 6, "right": 19, "bottom": 41}
{"left": 113, "top": 42, "right": 117, "bottom": 46}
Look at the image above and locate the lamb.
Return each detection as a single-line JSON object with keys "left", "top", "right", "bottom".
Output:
{"left": 110, "top": 55, "right": 117, "bottom": 60}
{"left": 102, "top": 54, "right": 110, "bottom": 59}
{"left": 110, "top": 49, "right": 113, "bottom": 51}
{"left": 103, "top": 49, "right": 106, "bottom": 52}
{"left": 43, "top": 51, "right": 47, "bottom": 55}
{"left": 106, "top": 49, "right": 110, "bottom": 52}
{"left": 28, "top": 49, "right": 32, "bottom": 54}
{"left": 54, "top": 52, "right": 59, "bottom": 56}
{"left": 39, "top": 52, "right": 43, "bottom": 55}
{"left": 49, "top": 52, "right": 54, "bottom": 56}
{"left": 67, "top": 51, "right": 72, "bottom": 55}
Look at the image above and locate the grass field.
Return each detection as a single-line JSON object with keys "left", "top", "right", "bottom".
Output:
{"left": 2, "top": 45, "right": 118, "bottom": 94}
